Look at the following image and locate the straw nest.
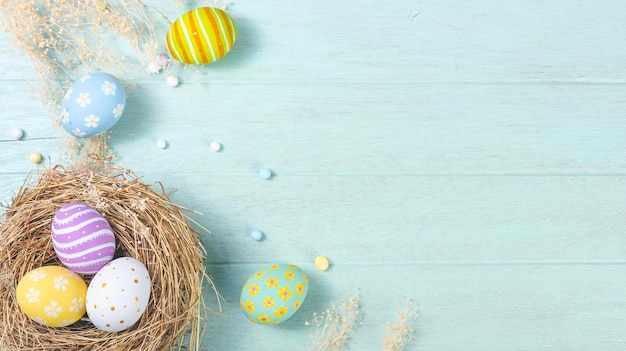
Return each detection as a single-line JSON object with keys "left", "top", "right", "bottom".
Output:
{"left": 0, "top": 166, "right": 216, "bottom": 351}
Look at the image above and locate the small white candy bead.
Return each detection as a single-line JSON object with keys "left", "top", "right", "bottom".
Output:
{"left": 11, "top": 128, "right": 23, "bottom": 140}
{"left": 166, "top": 75, "right": 179, "bottom": 87}
{"left": 210, "top": 141, "right": 222, "bottom": 152}
{"left": 250, "top": 229, "right": 264, "bottom": 241}
{"left": 259, "top": 168, "right": 273, "bottom": 180}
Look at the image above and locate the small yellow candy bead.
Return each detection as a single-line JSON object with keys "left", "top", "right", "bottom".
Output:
{"left": 314, "top": 256, "right": 330, "bottom": 271}
{"left": 29, "top": 152, "right": 42, "bottom": 164}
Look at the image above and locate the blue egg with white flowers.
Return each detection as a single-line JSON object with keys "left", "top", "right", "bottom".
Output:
{"left": 60, "top": 72, "right": 126, "bottom": 138}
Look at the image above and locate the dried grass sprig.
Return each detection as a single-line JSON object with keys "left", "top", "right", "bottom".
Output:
{"left": 0, "top": 0, "right": 167, "bottom": 108}
{"left": 0, "top": 166, "right": 218, "bottom": 351}
{"left": 307, "top": 294, "right": 361, "bottom": 351}
{"left": 307, "top": 296, "right": 419, "bottom": 351}
{"left": 382, "top": 299, "right": 418, "bottom": 351}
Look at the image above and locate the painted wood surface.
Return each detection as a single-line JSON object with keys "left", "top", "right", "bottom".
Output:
{"left": 2, "top": 0, "right": 626, "bottom": 350}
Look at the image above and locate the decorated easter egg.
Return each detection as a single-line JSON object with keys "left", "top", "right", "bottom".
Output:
{"left": 166, "top": 7, "right": 237, "bottom": 65}
{"left": 240, "top": 263, "right": 308, "bottom": 325}
{"left": 51, "top": 203, "right": 116, "bottom": 275}
{"left": 86, "top": 257, "right": 151, "bottom": 332}
{"left": 16, "top": 266, "right": 87, "bottom": 327}
{"left": 59, "top": 72, "right": 126, "bottom": 138}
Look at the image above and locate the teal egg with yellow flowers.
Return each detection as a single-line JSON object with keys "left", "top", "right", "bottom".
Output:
{"left": 240, "top": 264, "right": 309, "bottom": 325}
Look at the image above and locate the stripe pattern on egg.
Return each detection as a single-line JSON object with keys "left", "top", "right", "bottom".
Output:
{"left": 51, "top": 203, "right": 116, "bottom": 275}
{"left": 166, "top": 7, "right": 237, "bottom": 65}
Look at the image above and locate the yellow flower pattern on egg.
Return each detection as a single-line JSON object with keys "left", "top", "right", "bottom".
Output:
{"left": 16, "top": 266, "right": 87, "bottom": 327}
{"left": 254, "top": 270, "right": 266, "bottom": 279}
{"left": 265, "top": 276, "right": 279, "bottom": 289}
{"left": 273, "top": 306, "right": 289, "bottom": 319}
{"left": 240, "top": 264, "right": 308, "bottom": 325}
{"left": 249, "top": 283, "right": 261, "bottom": 296}
{"left": 258, "top": 314, "right": 271, "bottom": 323}
{"left": 277, "top": 286, "right": 292, "bottom": 301}
{"left": 262, "top": 296, "right": 275, "bottom": 309}
{"left": 284, "top": 270, "right": 295, "bottom": 281}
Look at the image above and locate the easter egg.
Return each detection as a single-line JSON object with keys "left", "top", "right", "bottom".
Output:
{"left": 86, "top": 257, "right": 151, "bottom": 332}
{"left": 166, "top": 7, "right": 237, "bottom": 65}
{"left": 59, "top": 72, "right": 126, "bottom": 138}
{"left": 240, "top": 263, "right": 309, "bottom": 325}
{"left": 51, "top": 203, "right": 116, "bottom": 275}
{"left": 16, "top": 266, "right": 87, "bottom": 327}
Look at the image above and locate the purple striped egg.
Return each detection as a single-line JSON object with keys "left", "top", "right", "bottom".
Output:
{"left": 51, "top": 203, "right": 116, "bottom": 275}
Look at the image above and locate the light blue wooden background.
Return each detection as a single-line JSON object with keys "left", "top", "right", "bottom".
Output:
{"left": 2, "top": 0, "right": 626, "bottom": 350}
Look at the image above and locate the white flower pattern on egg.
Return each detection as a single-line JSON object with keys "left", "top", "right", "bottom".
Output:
{"left": 72, "top": 128, "right": 86, "bottom": 137}
{"left": 60, "top": 109, "right": 70, "bottom": 124}
{"left": 54, "top": 276, "right": 69, "bottom": 291}
{"left": 79, "top": 74, "right": 91, "bottom": 82}
{"left": 26, "top": 288, "right": 40, "bottom": 303}
{"left": 70, "top": 297, "right": 84, "bottom": 312}
{"left": 44, "top": 301, "right": 62, "bottom": 318}
{"left": 29, "top": 269, "right": 46, "bottom": 282}
{"left": 76, "top": 92, "right": 91, "bottom": 107}
{"left": 84, "top": 114, "right": 100, "bottom": 128}
{"left": 113, "top": 103, "right": 124, "bottom": 118}
{"left": 101, "top": 80, "right": 116, "bottom": 95}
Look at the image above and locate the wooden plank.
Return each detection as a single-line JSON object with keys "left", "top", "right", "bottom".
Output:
{"left": 90, "top": 174, "right": 626, "bottom": 264}
{"left": 5, "top": 82, "right": 626, "bottom": 175}
{"left": 109, "top": 83, "right": 626, "bottom": 175}
{"left": 3, "top": 173, "right": 625, "bottom": 263}
{"left": 203, "top": 263, "right": 626, "bottom": 351}
{"left": 0, "top": 1, "right": 625, "bottom": 83}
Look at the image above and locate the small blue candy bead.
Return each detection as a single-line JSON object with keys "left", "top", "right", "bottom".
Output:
{"left": 258, "top": 168, "right": 273, "bottom": 180}
{"left": 250, "top": 229, "right": 264, "bottom": 241}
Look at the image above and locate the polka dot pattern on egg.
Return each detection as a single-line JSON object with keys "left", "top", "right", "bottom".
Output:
{"left": 86, "top": 257, "right": 151, "bottom": 332}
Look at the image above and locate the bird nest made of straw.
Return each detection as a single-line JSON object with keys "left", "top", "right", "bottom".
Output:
{"left": 0, "top": 166, "right": 215, "bottom": 351}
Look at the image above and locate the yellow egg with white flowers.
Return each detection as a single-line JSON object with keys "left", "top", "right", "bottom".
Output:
{"left": 16, "top": 266, "right": 87, "bottom": 327}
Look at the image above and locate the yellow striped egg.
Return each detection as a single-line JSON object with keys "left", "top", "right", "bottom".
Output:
{"left": 166, "top": 7, "right": 237, "bottom": 65}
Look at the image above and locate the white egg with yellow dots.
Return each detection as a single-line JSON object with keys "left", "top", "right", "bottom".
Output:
{"left": 86, "top": 257, "right": 151, "bottom": 332}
